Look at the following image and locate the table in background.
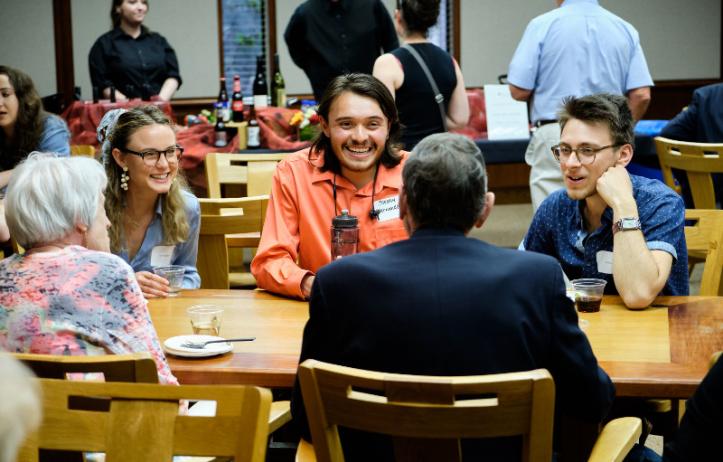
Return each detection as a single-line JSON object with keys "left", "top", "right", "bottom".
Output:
{"left": 149, "top": 291, "right": 723, "bottom": 398}
{"left": 61, "top": 99, "right": 173, "bottom": 146}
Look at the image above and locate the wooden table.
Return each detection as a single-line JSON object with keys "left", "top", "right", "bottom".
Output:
{"left": 149, "top": 289, "right": 306, "bottom": 388}
{"left": 149, "top": 291, "right": 723, "bottom": 398}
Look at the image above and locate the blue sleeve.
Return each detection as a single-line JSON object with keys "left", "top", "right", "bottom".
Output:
{"left": 660, "top": 90, "right": 700, "bottom": 142}
{"left": 640, "top": 188, "right": 685, "bottom": 262}
{"left": 38, "top": 115, "right": 70, "bottom": 156}
{"left": 507, "top": 20, "right": 543, "bottom": 90}
{"left": 624, "top": 30, "right": 653, "bottom": 91}
{"left": 174, "top": 192, "right": 201, "bottom": 288}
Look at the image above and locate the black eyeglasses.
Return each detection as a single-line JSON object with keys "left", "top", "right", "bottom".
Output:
{"left": 551, "top": 144, "right": 622, "bottom": 165}
{"left": 122, "top": 145, "right": 184, "bottom": 166}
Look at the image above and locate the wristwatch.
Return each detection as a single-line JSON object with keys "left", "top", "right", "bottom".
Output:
{"left": 612, "top": 217, "right": 641, "bottom": 234}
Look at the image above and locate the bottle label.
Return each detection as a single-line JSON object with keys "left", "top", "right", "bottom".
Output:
{"left": 254, "top": 95, "right": 268, "bottom": 109}
{"left": 232, "top": 100, "right": 244, "bottom": 111}
{"left": 247, "top": 126, "right": 261, "bottom": 148}
{"left": 275, "top": 89, "right": 286, "bottom": 108}
{"left": 214, "top": 130, "right": 228, "bottom": 147}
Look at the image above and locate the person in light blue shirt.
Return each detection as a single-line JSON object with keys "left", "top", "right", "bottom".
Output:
{"left": 507, "top": 0, "right": 653, "bottom": 210}
{"left": 100, "top": 106, "right": 201, "bottom": 297}
{"left": 0, "top": 66, "right": 70, "bottom": 191}
{"left": 522, "top": 94, "right": 688, "bottom": 309}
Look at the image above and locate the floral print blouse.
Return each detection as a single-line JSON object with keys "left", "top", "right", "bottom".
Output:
{"left": 0, "top": 245, "right": 177, "bottom": 385}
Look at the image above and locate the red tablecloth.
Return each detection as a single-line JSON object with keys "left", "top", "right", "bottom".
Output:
{"left": 61, "top": 99, "right": 174, "bottom": 146}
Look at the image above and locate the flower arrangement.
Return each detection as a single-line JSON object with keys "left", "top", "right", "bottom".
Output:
{"left": 290, "top": 105, "right": 321, "bottom": 141}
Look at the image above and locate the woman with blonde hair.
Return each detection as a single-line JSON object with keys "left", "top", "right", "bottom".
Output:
{"left": 101, "top": 105, "right": 200, "bottom": 297}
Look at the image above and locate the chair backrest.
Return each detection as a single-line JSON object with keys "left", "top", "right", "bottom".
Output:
{"left": 12, "top": 351, "right": 159, "bottom": 383}
{"left": 205, "top": 152, "right": 287, "bottom": 198}
{"left": 298, "top": 360, "right": 555, "bottom": 462}
{"left": 684, "top": 209, "right": 723, "bottom": 295}
{"left": 197, "top": 196, "right": 269, "bottom": 289}
{"left": 70, "top": 144, "right": 97, "bottom": 158}
{"left": 655, "top": 136, "right": 723, "bottom": 209}
{"left": 19, "top": 379, "right": 271, "bottom": 462}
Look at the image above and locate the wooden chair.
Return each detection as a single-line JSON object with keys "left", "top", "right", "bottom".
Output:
{"left": 19, "top": 379, "right": 271, "bottom": 462}
{"left": 684, "top": 209, "right": 723, "bottom": 295}
{"left": 70, "top": 144, "right": 96, "bottom": 158}
{"left": 297, "top": 360, "right": 641, "bottom": 462}
{"left": 12, "top": 351, "right": 159, "bottom": 383}
{"left": 197, "top": 196, "right": 269, "bottom": 289}
{"left": 205, "top": 152, "right": 287, "bottom": 198}
{"left": 655, "top": 137, "right": 723, "bottom": 209}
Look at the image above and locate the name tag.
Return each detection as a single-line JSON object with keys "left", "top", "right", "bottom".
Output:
{"left": 596, "top": 250, "right": 613, "bottom": 274}
{"left": 151, "top": 245, "right": 175, "bottom": 267}
{"left": 373, "top": 196, "right": 400, "bottom": 222}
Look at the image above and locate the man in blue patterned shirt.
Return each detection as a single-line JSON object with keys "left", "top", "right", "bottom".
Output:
{"left": 522, "top": 94, "right": 688, "bottom": 308}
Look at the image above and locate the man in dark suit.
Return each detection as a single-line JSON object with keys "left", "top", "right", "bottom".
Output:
{"left": 290, "top": 132, "right": 615, "bottom": 461}
{"left": 661, "top": 83, "right": 723, "bottom": 207}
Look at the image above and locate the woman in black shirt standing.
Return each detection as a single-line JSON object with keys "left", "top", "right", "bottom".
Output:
{"left": 373, "top": 0, "right": 469, "bottom": 150}
{"left": 89, "top": 0, "right": 182, "bottom": 102}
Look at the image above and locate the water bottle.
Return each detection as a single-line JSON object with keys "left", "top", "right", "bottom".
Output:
{"left": 331, "top": 210, "right": 359, "bottom": 260}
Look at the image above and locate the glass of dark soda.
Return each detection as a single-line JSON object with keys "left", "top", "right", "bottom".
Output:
{"left": 570, "top": 278, "right": 607, "bottom": 313}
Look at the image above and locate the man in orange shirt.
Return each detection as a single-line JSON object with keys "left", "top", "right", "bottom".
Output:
{"left": 251, "top": 73, "right": 408, "bottom": 299}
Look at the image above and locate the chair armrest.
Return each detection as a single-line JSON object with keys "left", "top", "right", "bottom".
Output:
{"left": 588, "top": 417, "right": 642, "bottom": 462}
{"left": 269, "top": 400, "right": 292, "bottom": 434}
{"left": 295, "top": 438, "right": 316, "bottom": 462}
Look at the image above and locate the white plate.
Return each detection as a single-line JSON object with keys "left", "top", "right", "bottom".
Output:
{"left": 163, "top": 335, "right": 234, "bottom": 358}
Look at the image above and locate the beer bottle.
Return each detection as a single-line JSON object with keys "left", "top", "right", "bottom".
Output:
{"left": 246, "top": 103, "right": 261, "bottom": 149}
{"left": 109, "top": 85, "right": 116, "bottom": 103}
{"left": 214, "top": 103, "right": 228, "bottom": 148}
{"left": 253, "top": 55, "right": 268, "bottom": 109}
{"left": 217, "top": 76, "right": 230, "bottom": 122}
{"left": 271, "top": 53, "right": 286, "bottom": 108}
{"left": 232, "top": 74, "right": 244, "bottom": 122}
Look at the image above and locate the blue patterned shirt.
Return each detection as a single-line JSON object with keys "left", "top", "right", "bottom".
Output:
{"left": 522, "top": 175, "right": 689, "bottom": 296}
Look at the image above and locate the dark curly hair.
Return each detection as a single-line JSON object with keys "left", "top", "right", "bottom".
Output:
{"left": 0, "top": 66, "right": 47, "bottom": 171}
{"left": 310, "top": 73, "right": 402, "bottom": 174}
{"left": 558, "top": 93, "right": 635, "bottom": 147}
{"left": 397, "top": 0, "right": 441, "bottom": 36}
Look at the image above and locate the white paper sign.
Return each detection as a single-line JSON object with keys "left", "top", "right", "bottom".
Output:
{"left": 596, "top": 250, "right": 614, "bottom": 274}
{"left": 373, "top": 196, "right": 400, "bottom": 222}
{"left": 484, "top": 84, "right": 530, "bottom": 140}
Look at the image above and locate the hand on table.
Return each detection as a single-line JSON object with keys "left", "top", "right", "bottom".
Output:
{"left": 136, "top": 271, "right": 170, "bottom": 299}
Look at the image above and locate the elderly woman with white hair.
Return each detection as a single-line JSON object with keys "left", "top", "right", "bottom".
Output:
{"left": 0, "top": 153, "right": 177, "bottom": 385}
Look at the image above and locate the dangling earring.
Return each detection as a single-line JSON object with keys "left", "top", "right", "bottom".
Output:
{"left": 120, "top": 166, "right": 129, "bottom": 191}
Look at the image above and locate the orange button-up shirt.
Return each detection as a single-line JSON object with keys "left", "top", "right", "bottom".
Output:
{"left": 251, "top": 148, "right": 408, "bottom": 299}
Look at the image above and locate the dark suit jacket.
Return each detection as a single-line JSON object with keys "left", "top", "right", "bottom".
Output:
{"left": 661, "top": 83, "right": 723, "bottom": 142}
{"left": 660, "top": 83, "right": 723, "bottom": 206}
{"left": 291, "top": 228, "right": 615, "bottom": 461}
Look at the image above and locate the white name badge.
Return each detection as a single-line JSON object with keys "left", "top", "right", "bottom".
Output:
{"left": 373, "top": 196, "right": 400, "bottom": 222}
{"left": 150, "top": 245, "right": 175, "bottom": 267}
{"left": 596, "top": 250, "right": 613, "bottom": 274}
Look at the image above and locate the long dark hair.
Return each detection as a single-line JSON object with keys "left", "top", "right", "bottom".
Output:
{"left": 0, "top": 66, "right": 46, "bottom": 171}
{"left": 110, "top": 0, "right": 150, "bottom": 29}
{"left": 311, "top": 73, "right": 402, "bottom": 174}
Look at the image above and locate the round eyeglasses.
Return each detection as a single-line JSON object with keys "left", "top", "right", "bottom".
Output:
{"left": 122, "top": 145, "right": 184, "bottom": 166}
{"left": 551, "top": 144, "right": 622, "bottom": 165}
